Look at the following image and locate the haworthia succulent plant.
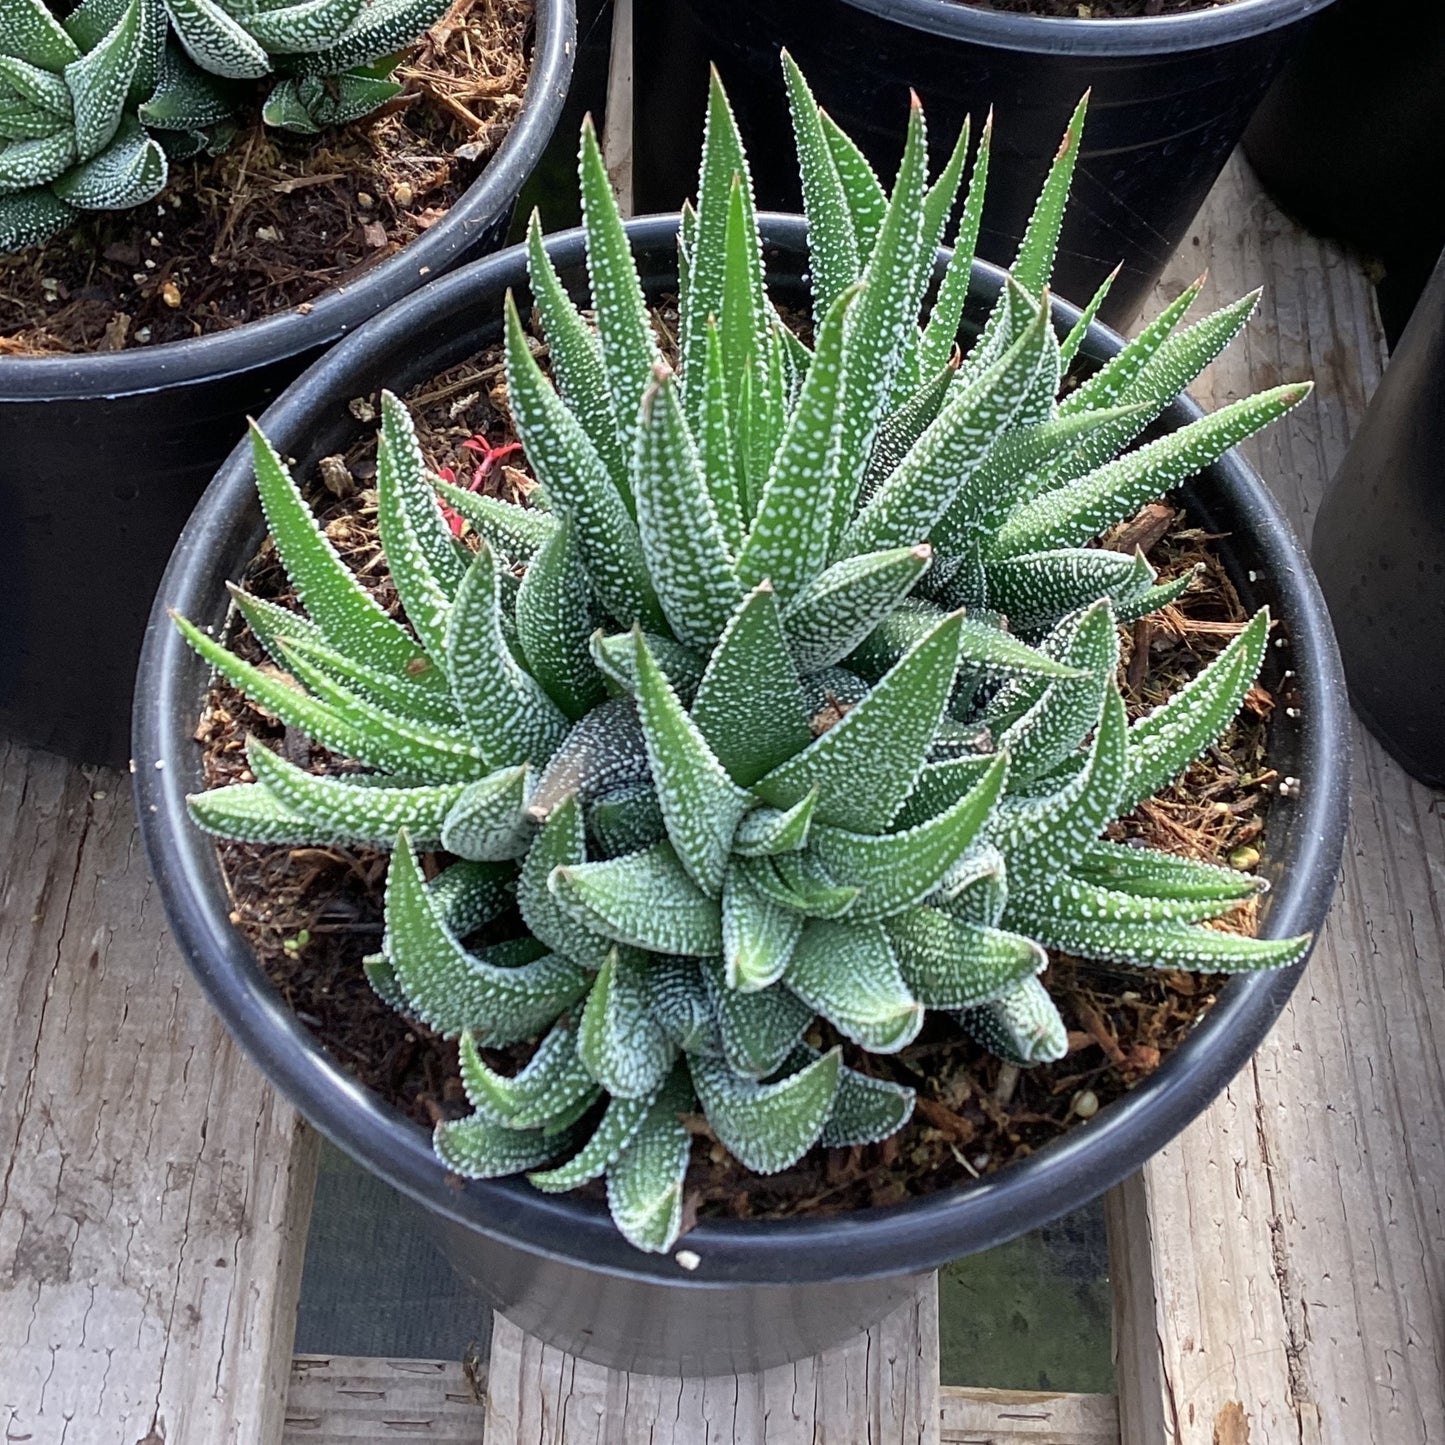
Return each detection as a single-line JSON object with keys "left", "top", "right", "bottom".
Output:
{"left": 178, "top": 62, "right": 1313, "bottom": 1256}
{"left": 0, "top": 0, "right": 447, "bottom": 251}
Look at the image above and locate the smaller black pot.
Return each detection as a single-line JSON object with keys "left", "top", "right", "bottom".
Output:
{"left": 134, "top": 216, "right": 1350, "bottom": 1376}
{"left": 636, "top": 0, "right": 1334, "bottom": 327}
{"left": 0, "top": 0, "right": 575, "bottom": 770}
{"left": 1241, "top": 0, "right": 1445, "bottom": 344}
{"left": 1310, "top": 249, "right": 1445, "bottom": 787}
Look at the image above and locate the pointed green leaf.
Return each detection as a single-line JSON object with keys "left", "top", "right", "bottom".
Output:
{"left": 577, "top": 948, "right": 677, "bottom": 1099}
{"left": 528, "top": 1090, "right": 655, "bottom": 1193}
{"left": 579, "top": 115, "right": 659, "bottom": 457}
{"left": 993, "top": 687, "right": 1128, "bottom": 880}
{"left": 985, "top": 546, "right": 1153, "bottom": 635}
{"left": 961, "top": 976, "right": 1068, "bottom": 1065}
{"left": 525, "top": 209, "right": 628, "bottom": 496}
{"left": 633, "top": 631, "right": 751, "bottom": 897}
{"left": 632, "top": 365, "right": 742, "bottom": 651}
{"left": 605, "top": 1069, "right": 693, "bottom": 1253}
{"left": 1075, "top": 838, "right": 1260, "bottom": 902}
{"left": 433, "top": 481, "right": 557, "bottom": 564}
{"left": 722, "top": 863, "right": 804, "bottom": 990}
{"left": 1010, "top": 91, "right": 1087, "bottom": 299}
{"left": 379, "top": 390, "right": 468, "bottom": 598}
{"left": 516, "top": 512, "right": 606, "bottom": 722}
{"left": 186, "top": 780, "right": 322, "bottom": 845}
{"left": 549, "top": 841, "right": 723, "bottom": 955}
{"left": 736, "top": 282, "right": 859, "bottom": 600}
{"left": 65, "top": 0, "right": 145, "bottom": 159}
{"left": 504, "top": 292, "right": 664, "bottom": 630}
{"left": 590, "top": 628, "right": 706, "bottom": 705}
{"left": 786, "top": 919, "right": 922, "bottom": 1052}
{"left": 527, "top": 697, "right": 650, "bottom": 821}
{"left": 244, "top": 738, "right": 466, "bottom": 847}
{"left": 819, "top": 105, "right": 887, "bottom": 264}
{"left": 2, "top": 0, "right": 82, "bottom": 71}
{"left": 808, "top": 753, "right": 1006, "bottom": 921}
{"left": 434, "top": 1114, "right": 567, "bottom": 1179}
{"left": 892, "top": 756, "right": 998, "bottom": 830}
{"left": 1058, "top": 262, "right": 1120, "bottom": 370}
{"left": 919, "top": 109, "right": 991, "bottom": 378}
{"left": 517, "top": 795, "right": 613, "bottom": 970}
{"left": 387, "top": 833, "right": 588, "bottom": 1043}
{"left": 844, "top": 292, "right": 1051, "bottom": 558}
{"left": 995, "top": 384, "right": 1313, "bottom": 557}
{"left": 440, "top": 765, "right": 531, "bottom": 860}
{"left": 164, "top": 0, "right": 271, "bottom": 77}
{"left": 732, "top": 789, "right": 819, "bottom": 857}
{"left": 458, "top": 1022, "right": 596, "bottom": 1130}
{"left": 446, "top": 542, "right": 568, "bottom": 765}
{"left": 784, "top": 544, "right": 932, "bottom": 673}
{"left": 1119, "top": 607, "right": 1270, "bottom": 814}
{"left": 831, "top": 95, "right": 929, "bottom": 537}
{"left": 699, "top": 319, "right": 745, "bottom": 551}
{"left": 702, "top": 958, "right": 814, "bottom": 1079}
{"left": 755, "top": 609, "right": 964, "bottom": 832}
{"left": 739, "top": 853, "right": 858, "bottom": 919}
{"left": 247, "top": 422, "right": 428, "bottom": 679}
{"left": 859, "top": 361, "right": 959, "bottom": 507}
{"left": 587, "top": 783, "right": 666, "bottom": 857}
{"left": 691, "top": 1047, "right": 840, "bottom": 1174}
{"left": 887, "top": 907, "right": 1045, "bottom": 1009}
{"left": 644, "top": 955, "right": 718, "bottom": 1054}
{"left": 783, "top": 50, "right": 859, "bottom": 319}
{"left": 690, "top": 583, "right": 813, "bottom": 788}
{"left": 173, "top": 614, "right": 492, "bottom": 783}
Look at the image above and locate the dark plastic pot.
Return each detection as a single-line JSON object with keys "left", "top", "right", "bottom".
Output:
{"left": 1242, "top": 0, "right": 1445, "bottom": 344}
{"left": 1310, "top": 248, "right": 1445, "bottom": 787}
{"left": 0, "top": 0, "right": 575, "bottom": 770}
{"left": 635, "top": 0, "right": 1334, "bottom": 327}
{"left": 133, "top": 215, "right": 1350, "bottom": 1376}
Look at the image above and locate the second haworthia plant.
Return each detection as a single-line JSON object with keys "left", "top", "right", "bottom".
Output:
{"left": 175, "top": 60, "right": 1313, "bottom": 1254}
{"left": 0, "top": 0, "right": 448, "bottom": 250}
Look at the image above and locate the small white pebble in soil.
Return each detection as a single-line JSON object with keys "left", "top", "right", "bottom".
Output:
{"left": 1285, "top": 706, "right": 1300, "bottom": 718}
{"left": 1071, "top": 1090, "right": 1100, "bottom": 1120}
{"left": 1248, "top": 569, "right": 1259, "bottom": 582}
{"left": 132, "top": 272, "right": 147, "bottom": 284}
{"left": 419, "top": 265, "right": 430, "bottom": 275}
{"left": 674, "top": 1249, "right": 701, "bottom": 1272}
{"left": 149, "top": 234, "right": 161, "bottom": 247}
{"left": 256, "top": 225, "right": 282, "bottom": 243}
{"left": 128, "top": 759, "right": 137, "bottom": 774}
{"left": 393, "top": 182, "right": 414, "bottom": 207}
{"left": 1275, "top": 636, "right": 1288, "bottom": 648}
{"left": 970, "top": 1153, "right": 990, "bottom": 1172}
{"left": 91, "top": 789, "right": 106, "bottom": 801}
{"left": 357, "top": 191, "right": 374, "bottom": 209}
{"left": 143, "top": 258, "right": 156, "bottom": 270}
{"left": 133, "top": 326, "right": 151, "bottom": 342}
{"left": 154, "top": 758, "right": 165, "bottom": 769}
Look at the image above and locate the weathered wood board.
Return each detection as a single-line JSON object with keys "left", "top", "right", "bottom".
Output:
{"left": 282, "top": 1350, "right": 1117, "bottom": 1445}
{"left": 1108, "top": 154, "right": 1445, "bottom": 1445}
{"left": 0, "top": 744, "right": 318, "bottom": 1445}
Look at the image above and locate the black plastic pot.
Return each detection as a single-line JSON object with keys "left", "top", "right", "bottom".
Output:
{"left": 1310, "top": 248, "right": 1445, "bottom": 787}
{"left": 635, "top": 0, "right": 1334, "bottom": 328}
{"left": 1242, "top": 0, "right": 1445, "bottom": 344}
{"left": 133, "top": 215, "right": 1350, "bottom": 1376}
{"left": 0, "top": 0, "right": 575, "bottom": 770}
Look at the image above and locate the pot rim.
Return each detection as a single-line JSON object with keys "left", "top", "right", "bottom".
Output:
{"left": 133, "top": 212, "right": 1350, "bottom": 1289}
{"left": 0, "top": 0, "right": 575, "bottom": 403}
{"left": 837, "top": 0, "right": 1338, "bottom": 56}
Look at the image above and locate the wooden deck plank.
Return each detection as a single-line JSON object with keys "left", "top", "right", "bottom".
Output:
{"left": 1108, "top": 154, "right": 1445, "bottom": 1445}
{"left": 0, "top": 742, "right": 318, "bottom": 1445}
{"left": 284, "top": 1354, "right": 1117, "bottom": 1445}
{"left": 483, "top": 1277, "right": 941, "bottom": 1444}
